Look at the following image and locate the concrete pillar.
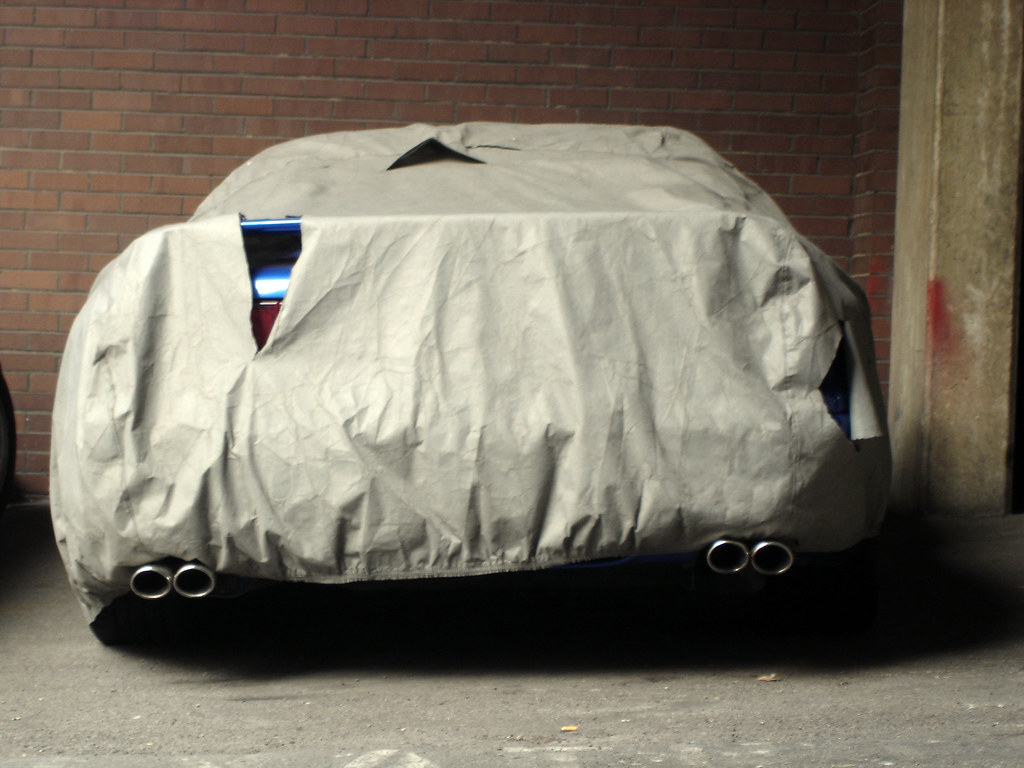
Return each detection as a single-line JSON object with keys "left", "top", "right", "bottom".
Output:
{"left": 889, "top": 0, "right": 1024, "bottom": 515}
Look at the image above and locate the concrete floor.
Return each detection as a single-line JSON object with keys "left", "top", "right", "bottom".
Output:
{"left": 1, "top": 501, "right": 1022, "bottom": 767}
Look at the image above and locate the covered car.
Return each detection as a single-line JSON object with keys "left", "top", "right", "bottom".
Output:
{"left": 51, "top": 123, "right": 891, "bottom": 643}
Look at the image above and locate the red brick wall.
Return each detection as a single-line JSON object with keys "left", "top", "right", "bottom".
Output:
{"left": 0, "top": 0, "right": 901, "bottom": 496}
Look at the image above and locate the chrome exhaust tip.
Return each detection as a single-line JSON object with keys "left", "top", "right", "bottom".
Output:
{"left": 705, "top": 539, "right": 750, "bottom": 574}
{"left": 750, "top": 540, "right": 794, "bottom": 576}
{"left": 129, "top": 563, "right": 173, "bottom": 600}
{"left": 172, "top": 562, "right": 216, "bottom": 599}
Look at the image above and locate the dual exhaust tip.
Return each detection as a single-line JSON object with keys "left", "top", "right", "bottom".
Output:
{"left": 705, "top": 539, "right": 794, "bottom": 576}
{"left": 130, "top": 561, "right": 216, "bottom": 600}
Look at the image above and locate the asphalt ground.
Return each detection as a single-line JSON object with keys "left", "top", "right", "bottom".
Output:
{"left": 1, "top": 501, "right": 1022, "bottom": 767}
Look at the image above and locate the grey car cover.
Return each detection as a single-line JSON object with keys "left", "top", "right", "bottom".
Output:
{"left": 51, "top": 123, "right": 891, "bottom": 619}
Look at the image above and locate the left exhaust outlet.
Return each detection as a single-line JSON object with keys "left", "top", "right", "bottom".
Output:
{"left": 172, "top": 562, "right": 217, "bottom": 598}
{"left": 129, "top": 563, "right": 174, "bottom": 600}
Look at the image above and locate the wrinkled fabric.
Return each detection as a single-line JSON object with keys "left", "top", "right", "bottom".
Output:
{"left": 52, "top": 124, "right": 890, "bottom": 619}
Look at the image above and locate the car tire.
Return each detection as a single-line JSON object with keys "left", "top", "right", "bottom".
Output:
{"left": 0, "top": 369, "right": 16, "bottom": 512}
{"left": 89, "top": 593, "right": 194, "bottom": 646}
{"left": 765, "top": 540, "right": 880, "bottom": 634}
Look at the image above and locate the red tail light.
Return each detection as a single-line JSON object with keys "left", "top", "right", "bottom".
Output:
{"left": 251, "top": 301, "right": 282, "bottom": 349}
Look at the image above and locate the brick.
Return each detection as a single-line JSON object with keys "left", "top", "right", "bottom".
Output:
{"left": 675, "top": 49, "right": 733, "bottom": 70}
{"left": 609, "top": 89, "right": 670, "bottom": 110}
{"left": 152, "top": 176, "right": 217, "bottom": 196}
{"left": 640, "top": 27, "right": 701, "bottom": 47}
{"left": 3, "top": 150, "right": 61, "bottom": 170}
{"left": 425, "top": 84, "right": 487, "bottom": 103}
{"left": 215, "top": 12, "right": 276, "bottom": 33}
{"left": 1, "top": 70, "right": 60, "bottom": 90}
{"left": 124, "top": 113, "right": 184, "bottom": 133}
{"left": 492, "top": 2, "right": 549, "bottom": 22}
{"left": 702, "top": 28, "right": 764, "bottom": 50}
{"left": 454, "top": 21, "right": 517, "bottom": 43}
{"left": 336, "top": 17, "right": 396, "bottom": 38}
{"left": 340, "top": 59, "right": 398, "bottom": 79}
{"left": 308, "top": 0, "right": 368, "bottom": 13}
{"left": 59, "top": 193, "right": 122, "bottom": 213}
{"left": 154, "top": 52, "right": 216, "bottom": 72}
{"left": 59, "top": 69, "right": 121, "bottom": 90}
{"left": 394, "top": 101, "right": 457, "bottom": 123}
{"left": 551, "top": 5, "right": 613, "bottom": 25}
{"left": 515, "top": 65, "right": 576, "bottom": 86}
{"left": 122, "top": 71, "right": 182, "bottom": 92}
{"left": 185, "top": 32, "right": 246, "bottom": 53}
{"left": 0, "top": 272, "right": 59, "bottom": 291}
{"left": 549, "top": 87, "right": 607, "bottom": 108}
{"left": 266, "top": 97, "right": 329, "bottom": 119}
{"left": 0, "top": 90, "right": 30, "bottom": 109}
{"left": 91, "top": 174, "right": 152, "bottom": 193}
{"left": 0, "top": 310, "right": 60, "bottom": 331}
{"left": 245, "top": 34, "right": 306, "bottom": 56}
{"left": 487, "top": 85, "right": 546, "bottom": 106}
{"left": 26, "top": 213, "right": 88, "bottom": 233}
{"left": 33, "top": 48, "right": 95, "bottom": 70}
{"left": 182, "top": 73, "right": 243, "bottom": 93}
{"left": 243, "top": 75, "right": 303, "bottom": 97}
{"left": 121, "top": 195, "right": 184, "bottom": 216}
{"left": 636, "top": 69, "right": 697, "bottom": 90}
{"left": 364, "top": 81, "right": 426, "bottom": 101}
{"left": 332, "top": 100, "right": 395, "bottom": 121}
{"left": 96, "top": 9, "right": 159, "bottom": 28}
{"left": 516, "top": 23, "right": 577, "bottom": 45}
{"left": 578, "top": 25, "right": 639, "bottom": 46}
{"left": 0, "top": 230, "right": 59, "bottom": 250}
{"left": 306, "top": 37, "right": 369, "bottom": 58}
{"left": 125, "top": 30, "right": 185, "bottom": 50}
{"left": 428, "top": 1, "right": 489, "bottom": 20}
{"left": 367, "top": 0, "right": 428, "bottom": 16}
{"left": 732, "top": 92, "right": 793, "bottom": 112}
{"left": 549, "top": 47, "right": 611, "bottom": 67}
{"left": 369, "top": 39, "right": 430, "bottom": 60}
{"left": 212, "top": 95, "right": 274, "bottom": 116}
{"left": 93, "top": 91, "right": 153, "bottom": 112}
{"left": 3, "top": 27, "right": 64, "bottom": 47}
{"left": 679, "top": 8, "right": 737, "bottom": 27}
{"left": 65, "top": 28, "right": 124, "bottom": 48}
{"left": 798, "top": 11, "right": 857, "bottom": 32}
{"left": 578, "top": 68, "right": 634, "bottom": 88}
{"left": 764, "top": 30, "right": 827, "bottom": 52}
{"left": 60, "top": 111, "right": 122, "bottom": 131}
{"left": 211, "top": 136, "right": 274, "bottom": 157}
{"left": 152, "top": 134, "right": 214, "bottom": 153}
{"left": 155, "top": 10, "right": 217, "bottom": 30}
{"left": 303, "top": 80, "right": 364, "bottom": 100}
{"left": 94, "top": 50, "right": 155, "bottom": 70}
{"left": 734, "top": 51, "right": 797, "bottom": 71}
{"left": 32, "top": 172, "right": 90, "bottom": 192}
{"left": 792, "top": 174, "right": 851, "bottom": 196}
{"left": 0, "top": 191, "right": 59, "bottom": 211}
{"left": 182, "top": 115, "right": 244, "bottom": 134}
{"left": 275, "top": 57, "right": 335, "bottom": 78}
{"left": 35, "top": 7, "right": 96, "bottom": 26}
{"left": 735, "top": 9, "right": 796, "bottom": 30}
{"left": 612, "top": 48, "right": 672, "bottom": 68}
{"left": 28, "top": 292, "right": 88, "bottom": 314}
{"left": 699, "top": 71, "right": 760, "bottom": 91}
{"left": 613, "top": 5, "right": 675, "bottom": 26}
{"left": 394, "top": 61, "right": 459, "bottom": 80}
{"left": 0, "top": 49, "right": 31, "bottom": 68}
{"left": 0, "top": 170, "right": 29, "bottom": 189}
{"left": 454, "top": 103, "right": 517, "bottom": 123}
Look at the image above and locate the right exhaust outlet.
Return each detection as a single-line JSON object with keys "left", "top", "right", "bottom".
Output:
{"left": 749, "top": 540, "right": 795, "bottom": 576}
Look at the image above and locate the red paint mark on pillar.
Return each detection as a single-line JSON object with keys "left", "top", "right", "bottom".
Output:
{"left": 927, "top": 278, "right": 956, "bottom": 357}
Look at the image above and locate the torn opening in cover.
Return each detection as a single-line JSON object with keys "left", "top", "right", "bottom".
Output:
{"left": 387, "top": 138, "right": 485, "bottom": 170}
